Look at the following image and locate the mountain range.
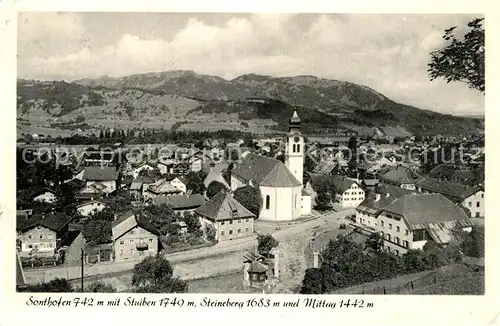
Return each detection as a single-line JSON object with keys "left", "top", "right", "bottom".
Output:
{"left": 17, "top": 70, "right": 484, "bottom": 137}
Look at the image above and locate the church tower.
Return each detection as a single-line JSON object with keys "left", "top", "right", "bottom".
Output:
{"left": 285, "top": 109, "right": 304, "bottom": 186}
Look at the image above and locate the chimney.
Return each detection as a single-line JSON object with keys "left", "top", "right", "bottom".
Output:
{"left": 375, "top": 193, "right": 381, "bottom": 202}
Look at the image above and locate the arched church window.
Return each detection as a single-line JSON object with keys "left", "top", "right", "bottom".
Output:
{"left": 265, "top": 195, "right": 270, "bottom": 210}
{"left": 292, "top": 144, "right": 296, "bottom": 153}
{"left": 297, "top": 144, "right": 301, "bottom": 153}
{"left": 295, "top": 194, "right": 298, "bottom": 208}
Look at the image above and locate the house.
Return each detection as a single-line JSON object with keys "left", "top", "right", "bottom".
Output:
{"left": 16, "top": 212, "right": 71, "bottom": 257}
{"left": 196, "top": 189, "right": 256, "bottom": 241}
{"left": 170, "top": 176, "right": 189, "bottom": 194}
{"left": 379, "top": 166, "right": 422, "bottom": 190}
{"left": 204, "top": 163, "right": 230, "bottom": 189}
{"left": 129, "top": 176, "right": 155, "bottom": 201}
{"left": 305, "top": 173, "right": 366, "bottom": 208}
{"left": 356, "top": 193, "right": 472, "bottom": 256}
{"left": 145, "top": 179, "right": 183, "bottom": 200}
{"left": 83, "top": 151, "right": 114, "bottom": 166}
{"left": 58, "top": 227, "right": 86, "bottom": 266}
{"left": 152, "top": 193, "right": 207, "bottom": 215}
{"left": 112, "top": 211, "right": 161, "bottom": 262}
{"left": 31, "top": 188, "right": 57, "bottom": 204}
{"left": 132, "top": 163, "right": 156, "bottom": 179}
{"left": 415, "top": 178, "right": 484, "bottom": 218}
{"left": 188, "top": 157, "right": 203, "bottom": 172}
{"left": 76, "top": 200, "right": 107, "bottom": 217}
{"left": 82, "top": 166, "right": 118, "bottom": 194}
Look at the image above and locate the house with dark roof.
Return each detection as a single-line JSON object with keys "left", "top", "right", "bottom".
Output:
{"left": 196, "top": 189, "right": 255, "bottom": 241}
{"left": 152, "top": 193, "right": 207, "bottom": 215}
{"left": 30, "top": 187, "right": 57, "bottom": 204}
{"left": 416, "top": 178, "right": 484, "bottom": 218}
{"left": 379, "top": 165, "right": 422, "bottom": 190}
{"left": 76, "top": 200, "right": 108, "bottom": 217}
{"left": 305, "top": 173, "right": 365, "bottom": 208}
{"left": 112, "top": 211, "right": 161, "bottom": 262}
{"left": 357, "top": 193, "right": 472, "bottom": 256}
{"left": 82, "top": 166, "right": 118, "bottom": 194}
{"left": 16, "top": 212, "right": 71, "bottom": 258}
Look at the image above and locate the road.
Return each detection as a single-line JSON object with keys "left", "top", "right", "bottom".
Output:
{"left": 24, "top": 209, "right": 354, "bottom": 289}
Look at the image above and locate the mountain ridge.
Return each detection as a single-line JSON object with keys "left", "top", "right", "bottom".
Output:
{"left": 17, "top": 70, "right": 484, "bottom": 137}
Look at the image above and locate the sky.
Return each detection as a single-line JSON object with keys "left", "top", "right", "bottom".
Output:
{"left": 17, "top": 12, "right": 484, "bottom": 116}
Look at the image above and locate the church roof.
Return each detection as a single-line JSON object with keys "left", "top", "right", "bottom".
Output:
{"left": 290, "top": 110, "right": 301, "bottom": 123}
{"left": 232, "top": 153, "right": 301, "bottom": 188}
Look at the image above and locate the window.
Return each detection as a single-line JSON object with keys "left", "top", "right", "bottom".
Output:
{"left": 120, "top": 240, "right": 124, "bottom": 245}
{"left": 28, "top": 244, "right": 33, "bottom": 249}
{"left": 221, "top": 221, "right": 225, "bottom": 225}
{"left": 476, "top": 212, "right": 480, "bottom": 217}
{"left": 237, "top": 229, "right": 241, "bottom": 233}
{"left": 297, "top": 144, "right": 301, "bottom": 152}
{"left": 230, "top": 220, "right": 233, "bottom": 225}
{"left": 389, "top": 223, "right": 392, "bottom": 230}
{"left": 397, "top": 226, "right": 400, "bottom": 232}
{"left": 381, "top": 221, "right": 384, "bottom": 227}
{"left": 238, "top": 219, "right": 241, "bottom": 223}
{"left": 403, "top": 240, "right": 409, "bottom": 248}
{"left": 481, "top": 193, "right": 484, "bottom": 198}
{"left": 120, "top": 250, "right": 124, "bottom": 256}
{"left": 405, "top": 229, "right": 409, "bottom": 236}
{"left": 395, "top": 237, "right": 400, "bottom": 245}
{"left": 292, "top": 144, "right": 296, "bottom": 152}
{"left": 28, "top": 235, "right": 32, "bottom": 239}
{"left": 265, "top": 195, "right": 270, "bottom": 210}
{"left": 130, "top": 230, "right": 135, "bottom": 235}
{"left": 130, "top": 249, "right": 133, "bottom": 254}
{"left": 245, "top": 228, "right": 249, "bottom": 232}
{"left": 149, "top": 238, "right": 153, "bottom": 243}
{"left": 395, "top": 250, "right": 399, "bottom": 257}
{"left": 476, "top": 202, "right": 480, "bottom": 207}
{"left": 130, "top": 239, "right": 134, "bottom": 244}
{"left": 221, "top": 231, "right": 225, "bottom": 236}
{"left": 229, "top": 230, "right": 233, "bottom": 235}
{"left": 468, "top": 202, "right": 472, "bottom": 207}
{"left": 40, "top": 234, "right": 43, "bottom": 239}
{"left": 387, "top": 234, "right": 391, "bottom": 241}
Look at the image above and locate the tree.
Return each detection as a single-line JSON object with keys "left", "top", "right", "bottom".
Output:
{"left": 182, "top": 211, "right": 203, "bottom": 237}
{"left": 206, "top": 180, "right": 227, "bottom": 199}
{"left": 314, "top": 182, "right": 332, "bottom": 210}
{"left": 25, "top": 278, "right": 73, "bottom": 292}
{"left": 300, "top": 268, "right": 323, "bottom": 294}
{"left": 132, "top": 255, "right": 187, "bottom": 293}
{"left": 143, "top": 204, "right": 177, "bottom": 236}
{"left": 364, "top": 233, "right": 384, "bottom": 252}
{"left": 257, "top": 234, "right": 279, "bottom": 257}
{"left": 75, "top": 115, "right": 85, "bottom": 123}
{"left": 460, "top": 226, "right": 484, "bottom": 258}
{"left": 185, "top": 171, "right": 208, "bottom": 195}
{"left": 76, "top": 281, "right": 116, "bottom": 293}
{"left": 82, "top": 217, "right": 112, "bottom": 245}
{"left": 428, "top": 18, "right": 485, "bottom": 93}
{"left": 233, "top": 185, "right": 263, "bottom": 218}
{"left": 205, "top": 224, "right": 217, "bottom": 243}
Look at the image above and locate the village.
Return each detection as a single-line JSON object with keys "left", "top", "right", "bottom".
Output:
{"left": 15, "top": 108, "right": 485, "bottom": 294}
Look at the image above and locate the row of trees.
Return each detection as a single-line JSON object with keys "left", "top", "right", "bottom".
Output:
{"left": 300, "top": 226, "right": 484, "bottom": 294}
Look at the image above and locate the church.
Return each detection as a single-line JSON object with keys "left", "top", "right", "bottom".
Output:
{"left": 231, "top": 110, "right": 312, "bottom": 222}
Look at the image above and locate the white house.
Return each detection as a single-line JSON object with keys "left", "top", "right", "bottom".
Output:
{"left": 230, "top": 110, "right": 311, "bottom": 222}
{"left": 32, "top": 188, "right": 57, "bottom": 204}
{"left": 170, "top": 177, "right": 188, "bottom": 194}
{"left": 132, "top": 163, "right": 156, "bottom": 179}
{"left": 82, "top": 166, "right": 118, "bottom": 195}
{"left": 356, "top": 193, "right": 473, "bottom": 256}
{"left": 416, "top": 178, "right": 485, "bottom": 218}
{"left": 305, "top": 173, "right": 366, "bottom": 208}
{"left": 76, "top": 200, "right": 107, "bottom": 217}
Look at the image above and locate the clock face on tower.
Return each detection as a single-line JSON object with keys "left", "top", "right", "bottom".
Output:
{"left": 294, "top": 136, "right": 300, "bottom": 143}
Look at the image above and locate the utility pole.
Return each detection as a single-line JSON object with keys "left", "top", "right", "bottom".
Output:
{"left": 81, "top": 248, "right": 84, "bottom": 291}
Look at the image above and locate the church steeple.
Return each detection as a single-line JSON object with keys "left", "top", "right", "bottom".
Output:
{"left": 289, "top": 109, "right": 301, "bottom": 133}
{"left": 285, "top": 109, "right": 304, "bottom": 186}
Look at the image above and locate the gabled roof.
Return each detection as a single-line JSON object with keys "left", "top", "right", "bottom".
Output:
{"left": 307, "top": 173, "right": 360, "bottom": 194}
{"left": 375, "top": 184, "right": 416, "bottom": 197}
{"left": 196, "top": 190, "right": 255, "bottom": 221}
{"left": 76, "top": 200, "right": 106, "bottom": 209}
{"left": 416, "top": 178, "right": 482, "bottom": 201}
{"left": 382, "top": 193, "right": 470, "bottom": 230}
{"left": 152, "top": 194, "right": 206, "bottom": 210}
{"left": 112, "top": 211, "right": 160, "bottom": 240}
{"left": 232, "top": 153, "right": 301, "bottom": 187}
{"left": 17, "top": 212, "right": 71, "bottom": 233}
{"left": 82, "top": 166, "right": 118, "bottom": 181}
{"left": 148, "top": 181, "right": 180, "bottom": 194}
{"left": 30, "top": 187, "right": 56, "bottom": 198}
{"left": 380, "top": 166, "right": 421, "bottom": 185}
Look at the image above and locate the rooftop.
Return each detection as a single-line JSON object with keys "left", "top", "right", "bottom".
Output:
{"left": 232, "top": 153, "right": 301, "bottom": 188}
{"left": 196, "top": 189, "right": 255, "bottom": 221}
{"left": 82, "top": 166, "right": 118, "bottom": 181}
{"left": 152, "top": 194, "right": 206, "bottom": 210}
{"left": 416, "top": 178, "right": 482, "bottom": 200}
{"left": 17, "top": 212, "right": 71, "bottom": 233}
